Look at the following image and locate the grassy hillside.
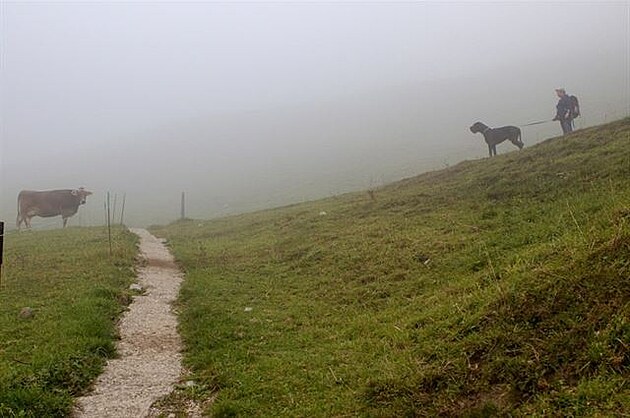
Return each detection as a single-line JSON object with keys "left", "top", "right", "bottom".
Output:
{"left": 0, "top": 227, "right": 137, "bottom": 417}
{"left": 151, "top": 118, "right": 630, "bottom": 417}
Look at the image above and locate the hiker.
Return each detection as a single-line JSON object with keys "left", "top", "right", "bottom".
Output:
{"left": 553, "top": 88, "right": 579, "bottom": 135}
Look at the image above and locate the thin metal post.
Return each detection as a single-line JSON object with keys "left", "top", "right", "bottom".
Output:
{"left": 0, "top": 221, "right": 4, "bottom": 286}
{"left": 112, "top": 193, "right": 118, "bottom": 227}
{"left": 107, "top": 192, "right": 112, "bottom": 256}
{"left": 119, "top": 193, "right": 126, "bottom": 226}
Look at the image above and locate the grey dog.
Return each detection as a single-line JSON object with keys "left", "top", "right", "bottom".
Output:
{"left": 469, "top": 121, "right": 524, "bottom": 157}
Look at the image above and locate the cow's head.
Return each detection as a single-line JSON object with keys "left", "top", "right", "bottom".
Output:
{"left": 71, "top": 187, "right": 93, "bottom": 205}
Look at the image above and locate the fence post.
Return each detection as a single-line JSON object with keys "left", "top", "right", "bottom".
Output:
{"left": 0, "top": 221, "right": 4, "bottom": 285}
{"left": 106, "top": 192, "right": 112, "bottom": 256}
{"left": 119, "top": 193, "right": 126, "bottom": 226}
{"left": 112, "top": 193, "right": 118, "bottom": 227}
{"left": 181, "top": 192, "right": 186, "bottom": 220}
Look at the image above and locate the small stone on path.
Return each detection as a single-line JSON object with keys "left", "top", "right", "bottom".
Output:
{"left": 18, "top": 307, "right": 34, "bottom": 319}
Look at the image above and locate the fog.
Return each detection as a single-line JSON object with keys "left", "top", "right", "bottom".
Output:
{"left": 1, "top": 1, "right": 629, "bottom": 227}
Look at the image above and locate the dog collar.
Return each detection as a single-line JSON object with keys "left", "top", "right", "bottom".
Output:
{"left": 482, "top": 127, "right": 491, "bottom": 133}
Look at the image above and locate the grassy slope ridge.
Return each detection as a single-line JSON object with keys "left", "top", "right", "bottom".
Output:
{"left": 152, "top": 118, "right": 629, "bottom": 417}
{"left": 0, "top": 227, "right": 137, "bottom": 417}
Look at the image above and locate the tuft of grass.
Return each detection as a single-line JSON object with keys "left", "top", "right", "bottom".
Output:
{"left": 0, "top": 226, "right": 137, "bottom": 417}
{"left": 151, "top": 118, "right": 630, "bottom": 416}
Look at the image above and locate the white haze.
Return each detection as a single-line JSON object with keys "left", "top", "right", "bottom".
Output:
{"left": 1, "top": 1, "right": 629, "bottom": 227}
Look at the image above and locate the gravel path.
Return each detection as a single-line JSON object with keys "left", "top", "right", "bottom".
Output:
{"left": 74, "top": 228, "right": 184, "bottom": 417}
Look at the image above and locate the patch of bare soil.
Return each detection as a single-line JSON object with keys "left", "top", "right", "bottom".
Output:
{"left": 74, "top": 228, "right": 198, "bottom": 417}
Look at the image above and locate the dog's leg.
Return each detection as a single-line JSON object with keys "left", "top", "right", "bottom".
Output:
{"left": 488, "top": 143, "right": 493, "bottom": 157}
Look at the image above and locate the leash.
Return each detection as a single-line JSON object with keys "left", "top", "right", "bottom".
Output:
{"left": 520, "top": 119, "right": 553, "bottom": 127}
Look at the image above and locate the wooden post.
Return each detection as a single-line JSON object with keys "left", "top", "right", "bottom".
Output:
{"left": 0, "top": 221, "right": 4, "bottom": 286}
{"left": 181, "top": 192, "right": 186, "bottom": 220}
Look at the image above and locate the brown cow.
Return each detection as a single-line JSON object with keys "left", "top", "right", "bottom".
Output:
{"left": 17, "top": 188, "right": 93, "bottom": 229}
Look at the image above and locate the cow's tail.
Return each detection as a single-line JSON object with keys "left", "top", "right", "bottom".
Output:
{"left": 16, "top": 192, "right": 22, "bottom": 229}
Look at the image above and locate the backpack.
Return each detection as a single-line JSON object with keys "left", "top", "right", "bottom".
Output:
{"left": 569, "top": 95, "right": 580, "bottom": 118}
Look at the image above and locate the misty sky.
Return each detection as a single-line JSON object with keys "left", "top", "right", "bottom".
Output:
{"left": 1, "top": 1, "right": 629, "bottom": 227}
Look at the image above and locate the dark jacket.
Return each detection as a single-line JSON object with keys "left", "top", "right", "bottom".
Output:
{"left": 556, "top": 95, "right": 573, "bottom": 121}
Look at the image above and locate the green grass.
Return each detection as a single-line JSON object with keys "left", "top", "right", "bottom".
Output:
{"left": 151, "top": 118, "right": 630, "bottom": 417}
{"left": 0, "top": 227, "right": 137, "bottom": 417}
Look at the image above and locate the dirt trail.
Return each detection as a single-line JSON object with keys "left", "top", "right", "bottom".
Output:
{"left": 74, "top": 228, "right": 184, "bottom": 417}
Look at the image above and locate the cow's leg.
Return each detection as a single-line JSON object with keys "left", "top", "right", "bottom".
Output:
{"left": 16, "top": 214, "right": 22, "bottom": 230}
{"left": 63, "top": 217, "right": 68, "bottom": 228}
{"left": 25, "top": 216, "right": 32, "bottom": 229}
